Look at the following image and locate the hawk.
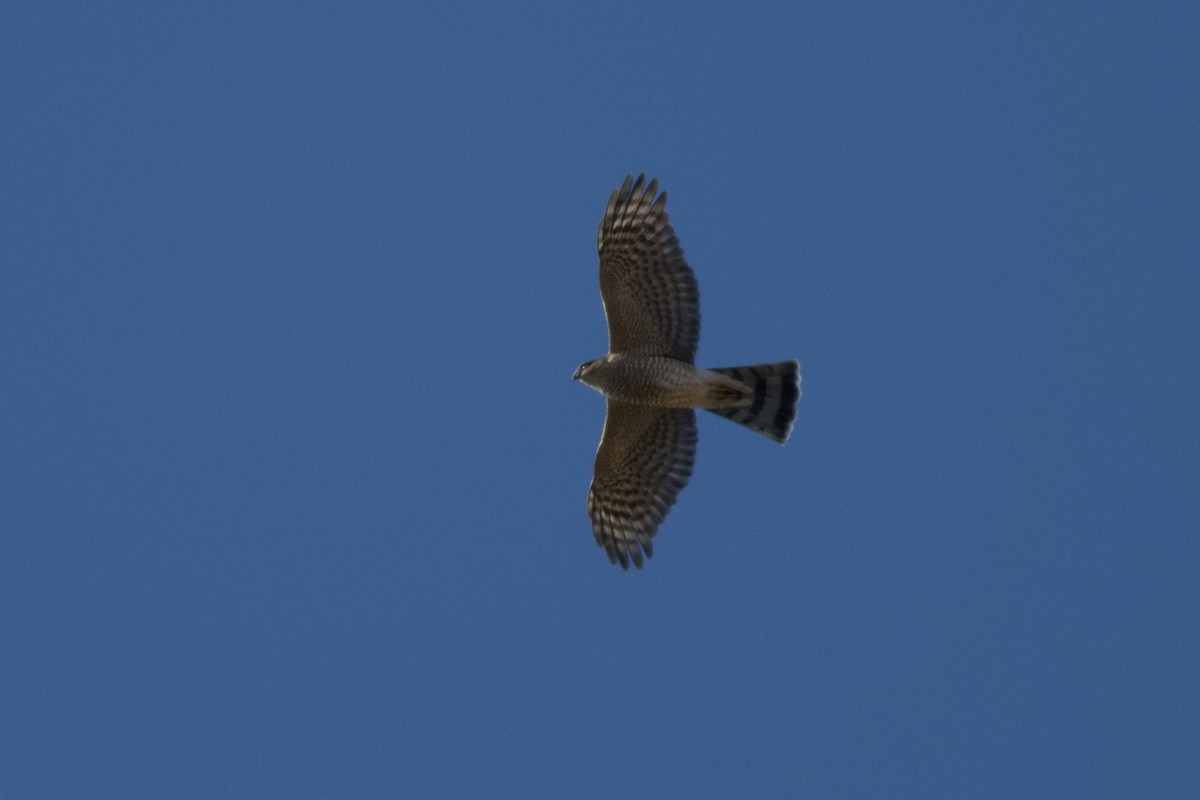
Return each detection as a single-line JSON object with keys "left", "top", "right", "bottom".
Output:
{"left": 574, "top": 174, "right": 801, "bottom": 569}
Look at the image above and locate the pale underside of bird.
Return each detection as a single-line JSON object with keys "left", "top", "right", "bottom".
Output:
{"left": 574, "top": 174, "right": 801, "bottom": 570}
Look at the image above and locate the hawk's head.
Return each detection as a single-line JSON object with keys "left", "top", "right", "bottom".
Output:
{"left": 572, "top": 359, "right": 599, "bottom": 381}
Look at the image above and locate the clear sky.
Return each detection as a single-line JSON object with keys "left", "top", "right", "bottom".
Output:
{"left": 3, "top": 2, "right": 1198, "bottom": 797}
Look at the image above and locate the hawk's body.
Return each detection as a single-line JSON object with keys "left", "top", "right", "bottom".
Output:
{"left": 574, "top": 355, "right": 748, "bottom": 409}
{"left": 574, "top": 175, "right": 801, "bottom": 570}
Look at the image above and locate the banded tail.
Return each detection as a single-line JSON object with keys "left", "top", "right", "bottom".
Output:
{"left": 708, "top": 360, "right": 801, "bottom": 444}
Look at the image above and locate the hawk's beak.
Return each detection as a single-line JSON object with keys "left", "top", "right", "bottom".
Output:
{"left": 572, "top": 365, "right": 585, "bottom": 380}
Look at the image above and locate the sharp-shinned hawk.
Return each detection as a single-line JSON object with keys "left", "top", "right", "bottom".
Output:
{"left": 574, "top": 174, "right": 801, "bottom": 569}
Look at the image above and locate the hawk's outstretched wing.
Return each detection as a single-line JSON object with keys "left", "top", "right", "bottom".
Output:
{"left": 586, "top": 402, "right": 697, "bottom": 570}
{"left": 596, "top": 174, "right": 700, "bottom": 363}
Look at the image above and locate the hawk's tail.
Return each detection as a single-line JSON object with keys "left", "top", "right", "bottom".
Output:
{"left": 707, "top": 360, "right": 801, "bottom": 444}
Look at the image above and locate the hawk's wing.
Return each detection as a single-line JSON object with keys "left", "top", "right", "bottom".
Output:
{"left": 596, "top": 174, "right": 700, "bottom": 363}
{"left": 586, "top": 402, "right": 697, "bottom": 570}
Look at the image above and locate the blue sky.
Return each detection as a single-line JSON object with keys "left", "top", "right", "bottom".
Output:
{"left": 3, "top": 2, "right": 1198, "bottom": 797}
